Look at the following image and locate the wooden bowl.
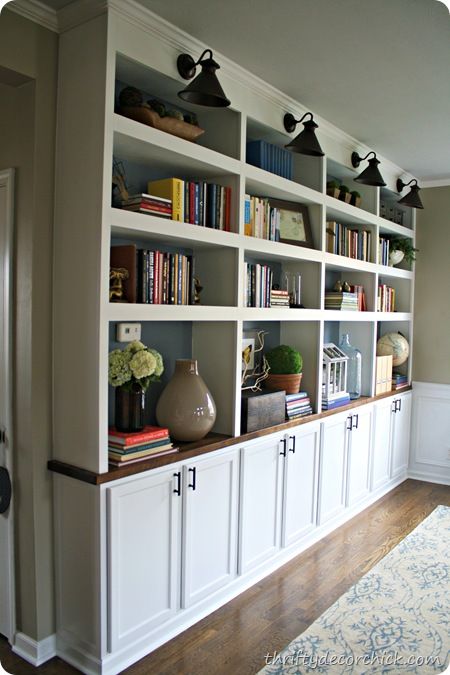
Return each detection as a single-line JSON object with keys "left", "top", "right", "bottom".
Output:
{"left": 118, "top": 107, "right": 205, "bottom": 142}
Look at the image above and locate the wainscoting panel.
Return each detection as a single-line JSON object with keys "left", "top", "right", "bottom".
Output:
{"left": 409, "top": 382, "right": 450, "bottom": 484}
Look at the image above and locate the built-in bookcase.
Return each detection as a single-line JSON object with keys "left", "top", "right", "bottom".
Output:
{"left": 53, "top": 13, "right": 416, "bottom": 474}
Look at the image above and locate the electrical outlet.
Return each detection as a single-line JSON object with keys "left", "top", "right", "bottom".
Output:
{"left": 116, "top": 323, "right": 141, "bottom": 342}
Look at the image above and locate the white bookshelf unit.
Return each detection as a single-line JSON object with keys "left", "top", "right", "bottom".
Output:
{"left": 50, "top": 4, "right": 416, "bottom": 673}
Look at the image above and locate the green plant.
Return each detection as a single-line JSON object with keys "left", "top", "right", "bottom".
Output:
{"left": 265, "top": 345, "right": 303, "bottom": 375}
{"left": 108, "top": 340, "right": 164, "bottom": 392}
{"left": 339, "top": 184, "right": 349, "bottom": 193}
{"left": 388, "top": 236, "right": 419, "bottom": 264}
{"left": 327, "top": 180, "right": 339, "bottom": 190}
{"left": 350, "top": 190, "right": 361, "bottom": 199}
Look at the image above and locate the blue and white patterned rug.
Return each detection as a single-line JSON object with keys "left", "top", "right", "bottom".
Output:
{"left": 260, "top": 505, "right": 450, "bottom": 674}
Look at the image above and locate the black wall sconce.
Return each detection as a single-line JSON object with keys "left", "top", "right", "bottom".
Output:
{"left": 177, "top": 49, "right": 230, "bottom": 108}
{"left": 283, "top": 112, "right": 324, "bottom": 156}
{"left": 351, "top": 151, "right": 386, "bottom": 187}
{"left": 396, "top": 178, "right": 424, "bottom": 210}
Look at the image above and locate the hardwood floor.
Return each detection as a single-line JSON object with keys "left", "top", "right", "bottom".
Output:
{"left": 1, "top": 479, "right": 449, "bottom": 675}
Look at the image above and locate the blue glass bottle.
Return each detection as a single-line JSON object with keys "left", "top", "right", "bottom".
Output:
{"left": 339, "top": 333, "right": 362, "bottom": 399}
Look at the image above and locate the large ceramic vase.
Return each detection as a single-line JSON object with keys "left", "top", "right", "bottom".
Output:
{"left": 115, "top": 385, "right": 145, "bottom": 432}
{"left": 156, "top": 359, "right": 216, "bottom": 441}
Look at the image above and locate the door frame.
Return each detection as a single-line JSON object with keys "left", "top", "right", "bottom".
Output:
{"left": 0, "top": 167, "right": 15, "bottom": 643}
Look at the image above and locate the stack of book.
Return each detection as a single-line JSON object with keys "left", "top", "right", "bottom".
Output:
{"left": 121, "top": 193, "right": 172, "bottom": 218}
{"left": 351, "top": 284, "right": 366, "bottom": 311}
{"left": 325, "top": 291, "right": 358, "bottom": 311}
{"left": 392, "top": 373, "right": 409, "bottom": 391}
{"left": 246, "top": 140, "right": 293, "bottom": 179}
{"left": 148, "top": 177, "right": 232, "bottom": 230}
{"left": 270, "top": 289, "right": 289, "bottom": 307}
{"left": 244, "top": 262, "right": 273, "bottom": 307}
{"left": 379, "top": 236, "right": 390, "bottom": 266}
{"left": 286, "top": 392, "right": 313, "bottom": 420}
{"left": 108, "top": 425, "right": 177, "bottom": 466}
{"left": 378, "top": 284, "right": 396, "bottom": 312}
{"left": 326, "top": 221, "right": 372, "bottom": 261}
{"left": 322, "top": 392, "right": 350, "bottom": 410}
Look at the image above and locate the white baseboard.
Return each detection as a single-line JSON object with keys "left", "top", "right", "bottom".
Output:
{"left": 410, "top": 382, "right": 450, "bottom": 484}
{"left": 408, "top": 470, "right": 450, "bottom": 486}
{"left": 13, "top": 632, "right": 56, "bottom": 666}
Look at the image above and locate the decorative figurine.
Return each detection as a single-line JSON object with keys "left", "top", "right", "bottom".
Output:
{"left": 109, "top": 267, "right": 129, "bottom": 302}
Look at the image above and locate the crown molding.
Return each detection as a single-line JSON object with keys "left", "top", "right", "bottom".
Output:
{"left": 57, "top": 0, "right": 107, "bottom": 33}
{"left": 5, "top": 0, "right": 58, "bottom": 32}
{"left": 419, "top": 178, "right": 450, "bottom": 188}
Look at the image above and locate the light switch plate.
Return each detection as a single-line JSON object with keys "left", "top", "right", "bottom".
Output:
{"left": 116, "top": 323, "right": 141, "bottom": 342}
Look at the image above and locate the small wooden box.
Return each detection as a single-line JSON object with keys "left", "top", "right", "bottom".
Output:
{"left": 241, "top": 390, "right": 286, "bottom": 434}
{"left": 375, "top": 355, "right": 393, "bottom": 395}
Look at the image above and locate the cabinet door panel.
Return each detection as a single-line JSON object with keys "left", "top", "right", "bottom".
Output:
{"left": 347, "top": 407, "right": 372, "bottom": 507}
{"left": 372, "top": 398, "right": 393, "bottom": 490}
{"left": 391, "top": 392, "right": 412, "bottom": 477}
{"left": 107, "top": 469, "right": 181, "bottom": 652}
{"left": 282, "top": 422, "right": 320, "bottom": 547}
{"left": 181, "top": 449, "right": 239, "bottom": 609}
{"left": 318, "top": 413, "right": 348, "bottom": 525}
{"left": 239, "top": 436, "right": 284, "bottom": 574}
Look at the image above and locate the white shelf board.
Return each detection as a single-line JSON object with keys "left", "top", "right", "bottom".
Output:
{"left": 323, "top": 252, "right": 378, "bottom": 274}
{"left": 376, "top": 312, "right": 412, "bottom": 322}
{"left": 244, "top": 163, "right": 324, "bottom": 206}
{"left": 323, "top": 311, "right": 378, "bottom": 322}
{"left": 113, "top": 114, "right": 240, "bottom": 178}
{"left": 110, "top": 208, "right": 241, "bottom": 250}
{"left": 325, "top": 195, "right": 378, "bottom": 228}
{"left": 377, "top": 219, "right": 414, "bottom": 239}
{"left": 240, "top": 307, "right": 322, "bottom": 322}
{"left": 107, "top": 303, "right": 238, "bottom": 322}
{"left": 242, "top": 235, "right": 324, "bottom": 264}
{"left": 376, "top": 265, "right": 413, "bottom": 280}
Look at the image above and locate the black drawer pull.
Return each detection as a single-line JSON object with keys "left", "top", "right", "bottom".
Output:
{"left": 188, "top": 466, "right": 197, "bottom": 490}
{"left": 289, "top": 435, "right": 296, "bottom": 453}
{"left": 173, "top": 472, "right": 181, "bottom": 496}
{"left": 280, "top": 438, "right": 287, "bottom": 457}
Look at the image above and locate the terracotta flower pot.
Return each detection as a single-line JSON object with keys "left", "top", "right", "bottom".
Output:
{"left": 265, "top": 373, "right": 302, "bottom": 395}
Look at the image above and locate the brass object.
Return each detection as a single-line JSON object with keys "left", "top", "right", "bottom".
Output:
{"left": 109, "top": 267, "right": 129, "bottom": 302}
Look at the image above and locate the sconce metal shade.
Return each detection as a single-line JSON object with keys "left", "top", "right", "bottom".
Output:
{"left": 351, "top": 151, "right": 386, "bottom": 187}
{"left": 396, "top": 178, "right": 424, "bottom": 209}
{"left": 177, "top": 50, "right": 230, "bottom": 108}
{"left": 284, "top": 112, "right": 325, "bottom": 156}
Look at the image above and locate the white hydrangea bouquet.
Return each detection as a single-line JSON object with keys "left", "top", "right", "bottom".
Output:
{"left": 108, "top": 340, "right": 164, "bottom": 392}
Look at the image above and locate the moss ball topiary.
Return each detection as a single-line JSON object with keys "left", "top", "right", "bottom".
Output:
{"left": 265, "top": 345, "right": 303, "bottom": 375}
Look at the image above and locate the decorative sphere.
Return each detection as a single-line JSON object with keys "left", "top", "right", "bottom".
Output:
{"left": 376, "top": 332, "right": 409, "bottom": 367}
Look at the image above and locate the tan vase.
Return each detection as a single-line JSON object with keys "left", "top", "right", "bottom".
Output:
{"left": 265, "top": 373, "right": 302, "bottom": 395}
{"left": 156, "top": 359, "right": 216, "bottom": 442}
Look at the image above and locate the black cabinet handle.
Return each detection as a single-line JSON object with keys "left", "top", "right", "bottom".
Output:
{"left": 280, "top": 438, "right": 287, "bottom": 457}
{"left": 188, "top": 466, "right": 196, "bottom": 490}
{"left": 173, "top": 472, "right": 181, "bottom": 496}
{"left": 347, "top": 415, "right": 353, "bottom": 431}
{"left": 289, "top": 435, "right": 296, "bottom": 453}
{"left": 353, "top": 414, "right": 359, "bottom": 429}
{"left": 397, "top": 398, "right": 402, "bottom": 412}
{"left": 392, "top": 400, "right": 397, "bottom": 414}
{"left": 0, "top": 428, "right": 5, "bottom": 444}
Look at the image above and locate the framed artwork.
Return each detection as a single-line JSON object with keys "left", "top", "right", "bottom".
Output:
{"left": 241, "top": 329, "right": 268, "bottom": 390}
{"left": 269, "top": 199, "right": 313, "bottom": 248}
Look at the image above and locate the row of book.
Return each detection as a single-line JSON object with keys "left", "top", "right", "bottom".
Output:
{"left": 244, "top": 195, "right": 281, "bottom": 241}
{"left": 379, "top": 236, "right": 391, "bottom": 266}
{"left": 137, "top": 249, "right": 194, "bottom": 305}
{"left": 286, "top": 392, "right": 313, "bottom": 420}
{"left": 244, "top": 262, "right": 273, "bottom": 308}
{"left": 108, "top": 425, "right": 178, "bottom": 466}
{"left": 392, "top": 373, "right": 409, "bottom": 390}
{"left": 246, "top": 140, "right": 293, "bottom": 180}
{"left": 141, "top": 178, "right": 232, "bottom": 231}
{"left": 121, "top": 192, "right": 172, "bottom": 217}
{"left": 377, "top": 284, "right": 396, "bottom": 312}
{"left": 326, "top": 221, "right": 372, "bottom": 261}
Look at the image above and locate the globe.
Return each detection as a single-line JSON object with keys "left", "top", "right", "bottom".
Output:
{"left": 376, "top": 332, "right": 409, "bottom": 367}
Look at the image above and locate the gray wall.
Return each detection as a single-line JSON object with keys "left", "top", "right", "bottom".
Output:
{"left": 0, "top": 9, "right": 57, "bottom": 641}
{"left": 413, "top": 186, "right": 450, "bottom": 384}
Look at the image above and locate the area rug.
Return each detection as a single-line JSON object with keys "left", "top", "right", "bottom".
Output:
{"left": 259, "top": 505, "right": 450, "bottom": 674}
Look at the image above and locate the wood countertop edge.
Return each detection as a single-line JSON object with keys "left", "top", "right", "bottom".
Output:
{"left": 48, "top": 386, "right": 412, "bottom": 485}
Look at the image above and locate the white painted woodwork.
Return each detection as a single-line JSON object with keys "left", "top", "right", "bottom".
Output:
{"left": 238, "top": 435, "right": 284, "bottom": 574}
{"left": 317, "top": 411, "right": 349, "bottom": 525}
{"left": 0, "top": 168, "right": 14, "bottom": 642}
{"left": 181, "top": 448, "right": 239, "bottom": 608}
{"left": 371, "top": 397, "right": 394, "bottom": 490}
{"left": 107, "top": 469, "right": 181, "bottom": 651}
{"left": 410, "top": 382, "right": 450, "bottom": 484}
{"left": 346, "top": 406, "right": 372, "bottom": 507}
{"left": 391, "top": 392, "right": 412, "bottom": 478}
{"left": 282, "top": 422, "right": 320, "bottom": 547}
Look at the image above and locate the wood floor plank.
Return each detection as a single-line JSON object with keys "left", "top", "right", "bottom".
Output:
{"left": 1, "top": 479, "right": 449, "bottom": 675}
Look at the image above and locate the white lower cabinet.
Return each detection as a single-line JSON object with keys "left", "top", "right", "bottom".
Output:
{"left": 391, "top": 391, "right": 412, "bottom": 478}
{"left": 372, "top": 391, "right": 412, "bottom": 489}
{"left": 346, "top": 406, "right": 372, "bottom": 507}
{"left": 107, "top": 445, "right": 239, "bottom": 651}
{"left": 239, "top": 421, "right": 321, "bottom": 573}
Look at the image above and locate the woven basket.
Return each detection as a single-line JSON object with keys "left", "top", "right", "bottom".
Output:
{"left": 118, "top": 106, "right": 205, "bottom": 142}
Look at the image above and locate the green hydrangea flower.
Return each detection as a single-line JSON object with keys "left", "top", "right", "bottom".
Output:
{"left": 130, "top": 350, "right": 156, "bottom": 379}
{"left": 108, "top": 349, "right": 132, "bottom": 387}
{"left": 148, "top": 348, "right": 164, "bottom": 377}
{"left": 125, "top": 340, "right": 146, "bottom": 354}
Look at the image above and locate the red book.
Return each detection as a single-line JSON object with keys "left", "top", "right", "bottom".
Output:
{"left": 108, "top": 425, "right": 170, "bottom": 446}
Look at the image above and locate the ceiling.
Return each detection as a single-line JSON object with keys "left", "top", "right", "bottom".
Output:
{"left": 38, "top": 0, "right": 450, "bottom": 182}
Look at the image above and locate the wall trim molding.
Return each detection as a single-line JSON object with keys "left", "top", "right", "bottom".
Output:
{"left": 420, "top": 178, "right": 450, "bottom": 188}
{"left": 13, "top": 632, "right": 56, "bottom": 666}
{"left": 408, "top": 470, "right": 450, "bottom": 486}
{"left": 410, "top": 382, "right": 450, "bottom": 484}
{"left": 6, "top": 0, "right": 58, "bottom": 32}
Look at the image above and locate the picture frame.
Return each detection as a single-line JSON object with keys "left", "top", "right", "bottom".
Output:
{"left": 241, "top": 329, "right": 268, "bottom": 390}
{"left": 269, "top": 199, "right": 313, "bottom": 248}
